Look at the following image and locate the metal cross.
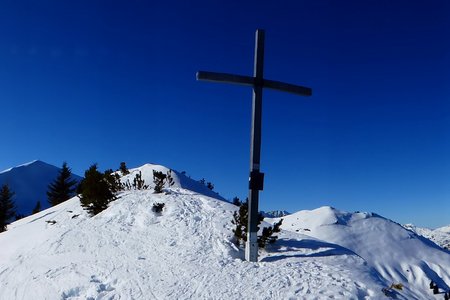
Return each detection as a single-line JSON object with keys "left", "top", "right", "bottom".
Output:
{"left": 196, "top": 29, "right": 312, "bottom": 262}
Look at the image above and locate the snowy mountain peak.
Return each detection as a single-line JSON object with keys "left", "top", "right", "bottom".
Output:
{"left": 121, "top": 163, "right": 224, "bottom": 200}
{"left": 0, "top": 159, "right": 43, "bottom": 174}
{"left": 280, "top": 206, "right": 378, "bottom": 229}
{"left": 0, "top": 160, "right": 82, "bottom": 215}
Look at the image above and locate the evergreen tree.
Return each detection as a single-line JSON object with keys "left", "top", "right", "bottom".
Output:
{"left": 47, "top": 162, "right": 78, "bottom": 206}
{"left": 32, "top": 200, "right": 41, "bottom": 214}
{"left": 119, "top": 162, "right": 129, "bottom": 175}
{"left": 258, "top": 219, "right": 283, "bottom": 248}
{"left": 153, "top": 170, "right": 167, "bottom": 194}
{"left": 79, "top": 164, "right": 116, "bottom": 216}
{"left": 166, "top": 170, "right": 175, "bottom": 187}
{"left": 104, "top": 169, "right": 123, "bottom": 193}
{"left": 0, "top": 184, "right": 16, "bottom": 232}
{"left": 132, "top": 171, "right": 149, "bottom": 190}
{"left": 231, "top": 198, "right": 282, "bottom": 248}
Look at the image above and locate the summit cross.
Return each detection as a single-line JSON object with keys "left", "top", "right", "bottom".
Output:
{"left": 196, "top": 29, "right": 312, "bottom": 262}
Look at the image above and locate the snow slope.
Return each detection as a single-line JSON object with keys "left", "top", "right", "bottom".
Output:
{"left": 1, "top": 164, "right": 449, "bottom": 299}
{"left": 0, "top": 160, "right": 82, "bottom": 216}
{"left": 404, "top": 223, "right": 450, "bottom": 250}
{"left": 271, "top": 206, "right": 450, "bottom": 299}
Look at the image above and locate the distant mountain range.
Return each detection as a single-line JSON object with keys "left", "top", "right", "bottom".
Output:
{"left": 260, "top": 210, "right": 290, "bottom": 218}
{"left": 404, "top": 223, "right": 450, "bottom": 250}
{"left": 0, "top": 160, "right": 82, "bottom": 216}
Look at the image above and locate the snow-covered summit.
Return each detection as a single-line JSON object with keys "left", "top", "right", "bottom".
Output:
{"left": 121, "top": 163, "right": 224, "bottom": 200}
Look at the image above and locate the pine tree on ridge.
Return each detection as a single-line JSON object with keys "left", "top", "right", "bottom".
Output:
{"left": 47, "top": 162, "right": 78, "bottom": 206}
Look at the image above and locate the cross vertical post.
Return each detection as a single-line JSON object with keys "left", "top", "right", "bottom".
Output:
{"left": 246, "top": 29, "right": 265, "bottom": 262}
{"left": 196, "top": 29, "right": 312, "bottom": 262}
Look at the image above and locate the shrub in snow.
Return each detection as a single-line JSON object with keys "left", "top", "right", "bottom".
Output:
{"left": 232, "top": 197, "right": 241, "bottom": 206}
{"left": 166, "top": 170, "right": 175, "bottom": 188}
{"left": 79, "top": 164, "right": 117, "bottom": 216}
{"left": 153, "top": 171, "right": 166, "bottom": 193}
{"left": 198, "top": 178, "right": 214, "bottom": 191}
{"left": 133, "top": 171, "right": 149, "bottom": 190}
{"left": 258, "top": 219, "right": 283, "bottom": 248}
{"left": 231, "top": 198, "right": 282, "bottom": 248}
{"left": 152, "top": 202, "right": 165, "bottom": 213}
{"left": 152, "top": 170, "right": 175, "bottom": 194}
{"left": 47, "top": 162, "right": 78, "bottom": 206}
{"left": 119, "top": 162, "right": 129, "bottom": 175}
{"left": 0, "top": 184, "right": 16, "bottom": 232}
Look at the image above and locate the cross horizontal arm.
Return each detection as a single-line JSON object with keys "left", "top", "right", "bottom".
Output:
{"left": 197, "top": 71, "right": 312, "bottom": 96}
{"left": 264, "top": 79, "right": 312, "bottom": 96}
{"left": 196, "top": 71, "right": 254, "bottom": 86}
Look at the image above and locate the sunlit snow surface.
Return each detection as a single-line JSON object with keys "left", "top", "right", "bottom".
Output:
{"left": 1, "top": 164, "right": 449, "bottom": 299}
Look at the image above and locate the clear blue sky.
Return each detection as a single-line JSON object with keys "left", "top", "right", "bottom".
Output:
{"left": 1, "top": 0, "right": 449, "bottom": 228}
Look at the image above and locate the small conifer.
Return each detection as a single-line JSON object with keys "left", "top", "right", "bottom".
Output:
{"left": 47, "top": 162, "right": 78, "bottom": 206}
{"left": 232, "top": 197, "right": 241, "bottom": 206}
{"left": 153, "top": 170, "right": 167, "bottom": 194}
{"left": 232, "top": 198, "right": 282, "bottom": 248}
{"left": 166, "top": 170, "right": 175, "bottom": 187}
{"left": 132, "top": 171, "right": 149, "bottom": 190}
{"left": 0, "top": 184, "right": 16, "bottom": 232}
{"left": 79, "top": 164, "right": 116, "bottom": 216}
{"left": 119, "top": 162, "right": 129, "bottom": 175}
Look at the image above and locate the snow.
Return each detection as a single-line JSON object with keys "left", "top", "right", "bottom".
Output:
{"left": 271, "top": 206, "right": 450, "bottom": 298}
{"left": 404, "top": 223, "right": 450, "bottom": 250}
{"left": 1, "top": 164, "right": 449, "bottom": 299}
